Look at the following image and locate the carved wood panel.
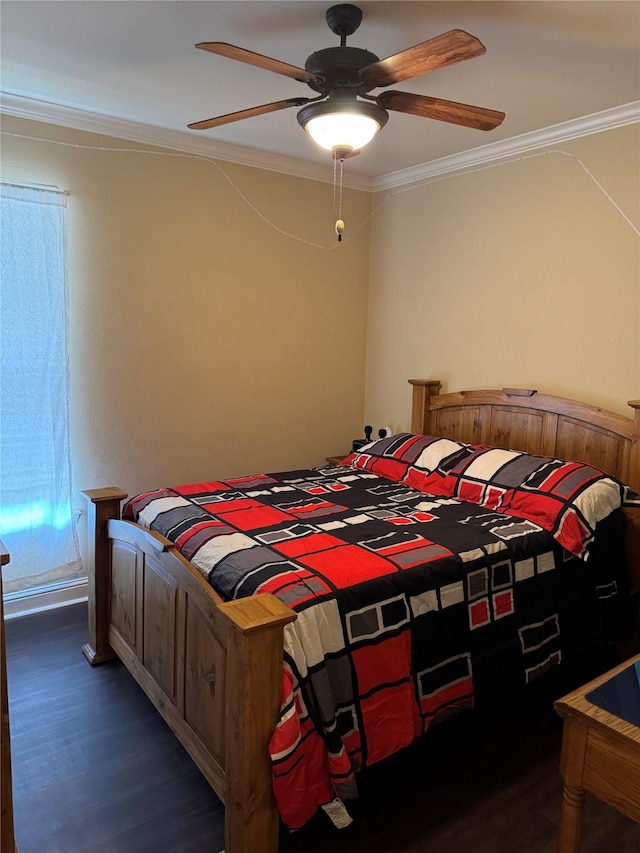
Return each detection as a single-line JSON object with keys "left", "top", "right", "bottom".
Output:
{"left": 111, "top": 541, "right": 138, "bottom": 651}
{"left": 184, "top": 595, "right": 226, "bottom": 770}
{"left": 432, "top": 406, "right": 485, "bottom": 444}
{"left": 488, "top": 408, "right": 549, "bottom": 455}
{"left": 143, "top": 557, "right": 178, "bottom": 703}
{"left": 555, "top": 418, "right": 624, "bottom": 477}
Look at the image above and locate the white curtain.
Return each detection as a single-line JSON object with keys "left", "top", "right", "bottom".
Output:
{"left": 0, "top": 182, "right": 82, "bottom": 593}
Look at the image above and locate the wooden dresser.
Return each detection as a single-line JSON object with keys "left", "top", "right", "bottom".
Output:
{"left": 1, "top": 541, "right": 17, "bottom": 852}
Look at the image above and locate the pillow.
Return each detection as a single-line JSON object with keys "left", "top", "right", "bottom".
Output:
{"left": 623, "top": 487, "right": 640, "bottom": 507}
{"left": 403, "top": 440, "right": 474, "bottom": 493}
{"left": 340, "top": 433, "right": 470, "bottom": 484}
{"left": 420, "top": 444, "right": 627, "bottom": 559}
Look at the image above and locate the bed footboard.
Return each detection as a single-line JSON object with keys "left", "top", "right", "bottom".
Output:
{"left": 82, "top": 488, "right": 296, "bottom": 853}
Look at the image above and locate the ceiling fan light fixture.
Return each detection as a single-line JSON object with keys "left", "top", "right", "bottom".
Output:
{"left": 297, "top": 100, "right": 388, "bottom": 153}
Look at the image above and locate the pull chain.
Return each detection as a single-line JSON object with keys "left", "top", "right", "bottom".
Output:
{"left": 334, "top": 151, "right": 345, "bottom": 243}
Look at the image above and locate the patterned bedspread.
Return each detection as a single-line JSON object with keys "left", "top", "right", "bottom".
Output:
{"left": 123, "top": 460, "right": 629, "bottom": 829}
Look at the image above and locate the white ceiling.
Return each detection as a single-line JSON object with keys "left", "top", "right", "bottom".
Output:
{"left": 1, "top": 1, "right": 639, "bottom": 185}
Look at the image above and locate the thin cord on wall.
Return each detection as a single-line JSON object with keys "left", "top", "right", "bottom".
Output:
{"left": 2, "top": 130, "right": 639, "bottom": 246}
{"left": 353, "top": 149, "right": 640, "bottom": 240}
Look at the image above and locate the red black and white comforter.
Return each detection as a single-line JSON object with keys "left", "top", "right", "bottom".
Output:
{"left": 123, "top": 435, "right": 634, "bottom": 829}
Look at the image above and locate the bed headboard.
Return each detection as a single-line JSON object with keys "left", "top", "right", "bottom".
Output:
{"left": 409, "top": 379, "right": 640, "bottom": 492}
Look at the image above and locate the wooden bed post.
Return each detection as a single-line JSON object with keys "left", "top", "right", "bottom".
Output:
{"left": 81, "top": 487, "right": 128, "bottom": 666}
{"left": 221, "top": 597, "right": 296, "bottom": 853}
{"left": 408, "top": 379, "right": 442, "bottom": 434}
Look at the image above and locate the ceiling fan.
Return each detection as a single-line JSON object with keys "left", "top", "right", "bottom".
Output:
{"left": 188, "top": 3, "right": 505, "bottom": 158}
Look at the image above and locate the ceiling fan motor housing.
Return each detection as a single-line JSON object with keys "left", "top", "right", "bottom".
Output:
{"left": 305, "top": 47, "right": 380, "bottom": 94}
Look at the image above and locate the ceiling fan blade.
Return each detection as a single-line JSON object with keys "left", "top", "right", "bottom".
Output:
{"left": 361, "top": 30, "right": 486, "bottom": 88}
{"left": 378, "top": 90, "right": 505, "bottom": 131}
{"left": 195, "top": 42, "right": 323, "bottom": 85}
{"left": 188, "top": 97, "right": 312, "bottom": 130}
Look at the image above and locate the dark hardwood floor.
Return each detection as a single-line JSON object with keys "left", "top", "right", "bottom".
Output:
{"left": 5, "top": 603, "right": 639, "bottom": 853}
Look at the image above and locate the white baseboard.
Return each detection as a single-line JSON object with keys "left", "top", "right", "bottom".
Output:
{"left": 3, "top": 577, "right": 88, "bottom": 620}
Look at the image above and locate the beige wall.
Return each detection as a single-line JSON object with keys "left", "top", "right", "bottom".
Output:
{"left": 3, "top": 115, "right": 639, "bottom": 581}
{"left": 1, "top": 116, "right": 372, "bottom": 554}
{"left": 365, "top": 124, "right": 640, "bottom": 430}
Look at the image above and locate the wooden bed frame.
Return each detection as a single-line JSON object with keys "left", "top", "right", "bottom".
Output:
{"left": 83, "top": 380, "right": 640, "bottom": 853}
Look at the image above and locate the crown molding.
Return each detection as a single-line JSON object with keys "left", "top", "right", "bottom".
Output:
{"left": 0, "top": 91, "right": 374, "bottom": 192}
{"left": 373, "top": 101, "right": 640, "bottom": 191}
{"left": 2, "top": 91, "right": 638, "bottom": 194}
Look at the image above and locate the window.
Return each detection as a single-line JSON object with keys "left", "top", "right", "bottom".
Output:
{"left": 0, "top": 182, "right": 81, "bottom": 593}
